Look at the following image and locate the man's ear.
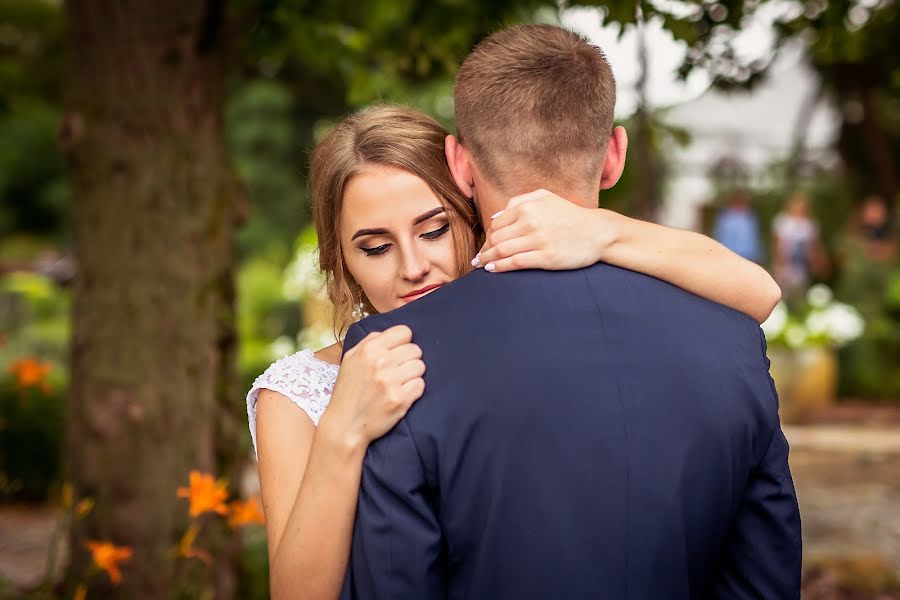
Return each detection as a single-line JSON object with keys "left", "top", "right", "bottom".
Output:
{"left": 445, "top": 135, "right": 475, "bottom": 198}
{"left": 598, "top": 126, "right": 628, "bottom": 190}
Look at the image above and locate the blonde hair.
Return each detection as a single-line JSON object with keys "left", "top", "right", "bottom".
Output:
{"left": 309, "top": 105, "right": 479, "bottom": 339}
{"left": 455, "top": 24, "right": 616, "bottom": 194}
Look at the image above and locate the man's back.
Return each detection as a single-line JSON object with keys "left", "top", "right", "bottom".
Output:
{"left": 342, "top": 264, "right": 801, "bottom": 599}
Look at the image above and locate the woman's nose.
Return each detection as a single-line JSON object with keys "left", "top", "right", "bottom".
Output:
{"left": 399, "top": 245, "right": 430, "bottom": 282}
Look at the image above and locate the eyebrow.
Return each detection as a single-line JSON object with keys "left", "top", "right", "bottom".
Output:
{"left": 351, "top": 207, "right": 446, "bottom": 241}
{"left": 414, "top": 207, "right": 446, "bottom": 225}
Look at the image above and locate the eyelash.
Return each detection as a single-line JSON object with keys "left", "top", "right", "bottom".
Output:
{"left": 361, "top": 223, "right": 451, "bottom": 256}
{"left": 422, "top": 223, "right": 451, "bottom": 240}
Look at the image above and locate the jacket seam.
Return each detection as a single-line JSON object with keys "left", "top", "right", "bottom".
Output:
{"left": 582, "top": 268, "right": 630, "bottom": 599}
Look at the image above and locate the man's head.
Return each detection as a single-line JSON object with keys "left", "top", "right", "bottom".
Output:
{"left": 446, "top": 24, "right": 627, "bottom": 219}
{"left": 729, "top": 190, "right": 751, "bottom": 210}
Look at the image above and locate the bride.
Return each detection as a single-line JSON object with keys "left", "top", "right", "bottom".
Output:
{"left": 247, "top": 105, "right": 780, "bottom": 598}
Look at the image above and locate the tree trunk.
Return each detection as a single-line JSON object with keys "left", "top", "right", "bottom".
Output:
{"left": 62, "top": 1, "right": 239, "bottom": 596}
{"left": 786, "top": 79, "right": 824, "bottom": 187}
{"left": 859, "top": 86, "right": 899, "bottom": 201}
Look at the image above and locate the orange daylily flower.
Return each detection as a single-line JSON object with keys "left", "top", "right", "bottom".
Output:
{"left": 85, "top": 541, "right": 132, "bottom": 585}
{"left": 176, "top": 471, "right": 229, "bottom": 518}
{"left": 228, "top": 497, "right": 265, "bottom": 528}
{"left": 61, "top": 484, "right": 93, "bottom": 518}
{"left": 76, "top": 498, "right": 95, "bottom": 518}
{"left": 9, "top": 357, "right": 53, "bottom": 391}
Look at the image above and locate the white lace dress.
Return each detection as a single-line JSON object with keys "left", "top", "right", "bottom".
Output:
{"left": 246, "top": 349, "right": 340, "bottom": 457}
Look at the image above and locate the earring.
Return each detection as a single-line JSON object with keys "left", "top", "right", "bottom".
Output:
{"left": 352, "top": 302, "right": 365, "bottom": 320}
{"left": 350, "top": 290, "right": 367, "bottom": 320}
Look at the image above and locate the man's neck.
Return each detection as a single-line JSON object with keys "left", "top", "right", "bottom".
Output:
{"left": 475, "top": 185, "right": 599, "bottom": 227}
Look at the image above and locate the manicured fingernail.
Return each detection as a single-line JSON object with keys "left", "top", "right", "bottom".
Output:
{"left": 491, "top": 210, "right": 504, "bottom": 219}
{"left": 485, "top": 262, "right": 496, "bottom": 272}
{"left": 471, "top": 254, "right": 481, "bottom": 267}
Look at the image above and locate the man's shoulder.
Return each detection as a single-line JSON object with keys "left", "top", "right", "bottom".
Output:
{"left": 359, "top": 262, "right": 755, "bottom": 333}
{"left": 583, "top": 261, "right": 761, "bottom": 329}
{"left": 358, "top": 267, "right": 583, "bottom": 330}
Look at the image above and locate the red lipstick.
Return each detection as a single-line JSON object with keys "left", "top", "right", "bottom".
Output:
{"left": 401, "top": 284, "right": 444, "bottom": 301}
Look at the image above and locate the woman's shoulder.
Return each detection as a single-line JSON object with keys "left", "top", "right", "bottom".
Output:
{"left": 245, "top": 349, "right": 340, "bottom": 453}
{"left": 250, "top": 349, "right": 340, "bottom": 409}
{"left": 258, "top": 348, "right": 339, "bottom": 385}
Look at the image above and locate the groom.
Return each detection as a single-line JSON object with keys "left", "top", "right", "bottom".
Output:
{"left": 341, "top": 25, "right": 801, "bottom": 599}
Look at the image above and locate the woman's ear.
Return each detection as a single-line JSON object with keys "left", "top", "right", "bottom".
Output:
{"left": 599, "top": 126, "right": 628, "bottom": 190}
{"left": 445, "top": 135, "right": 475, "bottom": 198}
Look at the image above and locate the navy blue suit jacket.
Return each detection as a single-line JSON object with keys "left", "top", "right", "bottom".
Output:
{"left": 340, "top": 264, "right": 801, "bottom": 599}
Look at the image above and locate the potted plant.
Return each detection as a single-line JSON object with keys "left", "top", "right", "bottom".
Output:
{"left": 761, "top": 284, "right": 865, "bottom": 423}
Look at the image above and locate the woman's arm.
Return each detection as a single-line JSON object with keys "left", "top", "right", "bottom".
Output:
{"left": 257, "top": 392, "right": 361, "bottom": 599}
{"left": 258, "top": 325, "right": 425, "bottom": 600}
{"left": 596, "top": 208, "right": 781, "bottom": 322}
{"left": 475, "top": 190, "right": 781, "bottom": 323}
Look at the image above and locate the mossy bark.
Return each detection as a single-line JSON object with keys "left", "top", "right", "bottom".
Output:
{"left": 62, "top": 1, "right": 240, "bottom": 596}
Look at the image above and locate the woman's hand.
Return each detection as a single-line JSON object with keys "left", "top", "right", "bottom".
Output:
{"left": 319, "top": 325, "right": 425, "bottom": 451}
{"left": 473, "top": 189, "right": 620, "bottom": 273}
{"left": 473, "top": 189, "right": 780, "bottom": 322}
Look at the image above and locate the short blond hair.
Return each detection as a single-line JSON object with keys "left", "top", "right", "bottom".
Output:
{"left": 309, "top": 106, "right": 479, "bottom": 338}
{"left": 454, "top": 24, "right": 616, "bottom": 193}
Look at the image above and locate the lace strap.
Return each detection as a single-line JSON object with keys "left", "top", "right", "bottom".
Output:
{"left": 246, "top": 350, "right": 339, "bottom": 457}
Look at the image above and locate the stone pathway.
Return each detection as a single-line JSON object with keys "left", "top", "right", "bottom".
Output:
{"left": 1, "top": 424, "right": 899, "bottom": 596}
{"left": 785, "top": 425, "right": 900, "bottom": 595}
{"left": 785, "top": 425, "right": 900, "bottom": 454}
{"left": 0, "top": 504, "right": 66, "bottom": 592}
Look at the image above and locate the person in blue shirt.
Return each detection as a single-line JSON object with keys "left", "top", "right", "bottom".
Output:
{"left": 714, "top": 189, "right": 763, "bottom": 263}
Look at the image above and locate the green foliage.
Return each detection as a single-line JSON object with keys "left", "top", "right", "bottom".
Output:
{"left": 0, "top": 271, "right": 68, "bottom": 501}
{"left": 0, "top": 0, "right": 65, "bottom": 108}
{"left": 0, "top": 103, "right": 68, "bottom": 239}
{"left": 237, "top": 256, "right": 301, "bottom": 391}
{"left": 0, "top": 376, "right": 64, "bottom": 501}
{"left": 0, "top": 0, "right": 68, "bottom": 243}
{"left": 239, "top": 0, "right": 553, "bottom": 107}
{"left": 228, "top": 79, "right": 307, "bottom": 259}
{"left": 836, "top": 249, "right": 900, "bottom": 399}
{"left": 0, "top": 272, "right": 70, "bottom": 365}
{"left": 886, "top": 270, "right": 900, "bottom": 312}
{"left": 236, "top": 526, "right": 270, "bottom": 599}
{"left": 775, "top": 0, "right": 898, "bottom": 69}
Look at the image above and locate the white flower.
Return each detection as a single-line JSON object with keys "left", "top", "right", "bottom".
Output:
{"left": 821, "top": 302, "right": 865, "bottom": 347}
{"left": 804, "top": 310, "right": 829, "bottom": 336}
{"left": 785, "top": 323, "right": 808, "bottom": 349}
{"left": 761, "top": 301, "right": 788, "bottom": 338}
{"left": 806, "top": 284, "right": 834, "bottom": 308}
{"left": 765, "top": 290, "right": 865, "bottom": 350}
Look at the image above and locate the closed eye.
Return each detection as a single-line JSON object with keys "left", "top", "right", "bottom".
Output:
{"left": 421, "top": 223, "right": 450, "bottom": 240}
{"left": 360, "top": 243, "right": 391, "bottom": 256}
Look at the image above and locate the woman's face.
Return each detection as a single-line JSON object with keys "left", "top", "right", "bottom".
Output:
{"left": 340, "top": 165, "right": 460, "bottom": 313}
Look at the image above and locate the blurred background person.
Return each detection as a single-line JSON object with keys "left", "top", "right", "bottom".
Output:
{"left": 713, "top": 189, "right": 763, "bottom": 263}
{"left": 857, "top": 194, "right": 896, "bottom": 261}
{"left": 833, "top": 194, "right": 900, "bottom": 403}
{"left": 836, "top": 194, "right": 897, "bottom": 318}
{"left": 773, "top": 191, "right": 829, "bottom": 300}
